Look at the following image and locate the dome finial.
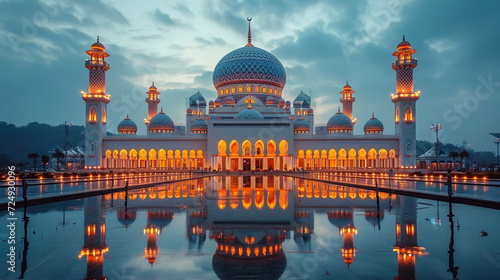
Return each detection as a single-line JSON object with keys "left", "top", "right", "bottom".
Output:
{"left": 160, "top": 106, "right": 164, "bottom": 113}
{"left": 372, "top": 112, "right": 375, "bottom": 118}
{"left": 346, "top": 80, "right": 349, "bottom": 86}
{"left": 152, "top": 81, "right": 154, "bottom": 86}
{"left": 402, "top": 34, "right": 405, "bottom": 41}
{"left": 246, "top": 17, "right": 254, "bottom": 47}
{"left": 97, "top": 36, "right": 99, "bottom": 42}
{"left": 126, "top": 113, "right": 129, "bottom": 119}
{"left": 247, "top": 103, "right": 253, "bottom": 109}
{"left": 338, "top": 106, "right": 341, "bottom": 113}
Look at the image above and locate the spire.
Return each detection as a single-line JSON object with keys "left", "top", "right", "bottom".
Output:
{"left": 152, "top": 81, "right": 154, "bottom": 86}
{"left": 346, "top": 80, "right": 349, "bottom": 86}
{"left": 160, "top": 107, "right": 164, "bottom": 113}
{"left": 97, "top": 36, "right": 99, "bottom": 42}
{"left": 126, "top": 113, "right": 130, "bottom": 119}
{"left": 246, "top": 17, "right": 253, "bottom": 47}
{"left": 372, "top": 112, "right": 375, "bottom": 118}
{"left": 402, "top": 34, "right": 405, "bottom": 41}
{"left": 338, "top": 107, "right": 341, "bottom": 113}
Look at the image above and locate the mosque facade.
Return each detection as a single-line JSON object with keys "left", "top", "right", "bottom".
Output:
{"left": 82, "top": 21, "right": 420, "bottom": 171}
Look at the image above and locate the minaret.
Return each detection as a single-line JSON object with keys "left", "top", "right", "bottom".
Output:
{"left": 145, "top": 82, "right": 160, "bottom": 125}
{"left": 391, "top": 35, "right": 420, "bottom": 167}
{"left": 82, "top": 37, "right": 110, "bottom": 168}
{"left": 340, "top": 81, "right": 356, "bottom": 124}
{"left": 78, "top": 196, "right": 108, "bottom": 280}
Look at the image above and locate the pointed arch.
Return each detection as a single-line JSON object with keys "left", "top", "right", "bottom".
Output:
{"left": 338, "top": 149, "right": 347, "bottom": 168}
{"left": 358, "top": 149, "right": 367, "bottom": 168}
{"left": 218, "top": 140, "right": 227, "bottom": 156}
{"left": 279, "top": 140, "right": 288, "bottom": 156}
{"left": 348, "top": 149, "right": 356, "bottom": 168}
{"left": 328, "top": 149, "right": 337, "bottom": 168}
{"left": 230, "top": 140, "right": 239, "bottom": 156}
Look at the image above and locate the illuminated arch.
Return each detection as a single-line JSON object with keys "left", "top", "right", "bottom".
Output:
{"left": 158, "top": 149, "right": 166, "bottom": 168}
{"left": 262, "top": 86, "right": 267, "bottom": 93}
{"left": 404, "top": 105, "right": 413, "bottom": 123}
{"left": 119, "top": 149, "right": 127, "bottom": 159}
{"left": 358, "top": 149, "right": 367, "bottom": 168}
{"left": 395, "top": 107, "right": 400, "bottom": 124}
{"left": 254, "top": 86, "right": 260, "bottom": 93}
{"left": 238, "top": 85, "right": 243, "bottom": 93}
{"left": 279, "top": 140, "right": 288, "bottom": 156}
{"left": 379, "top": 149, "right": 388, "bottom": 168}
{"left": 328, "top": 149, "right": 337, "bottom": 168}
{"left": 129, "top": 149, "right": 137, "bottom": 168}
{"left": 102, "top": 107, "right": 107, "bottom": 124}
{"left": 218, "top": 140, "right": 227, "bottom": 156}
{"left": 254, "top": 140, "right": 263, "bottom": 156}
{"left": 267, "top": 140, "right": 276, "bottom": 156}
{"left": 89, "top": 106, "right": 97, "bottom": 123}
{"left": 348, "top": 149, "right": 356, "bottom": 168}
{"left": 230, "top": 140, "right": 239, "bottom": 156}
{"left": 368, "top": 148, "right": 377, "bottom": 168}
{"left": 338, "top": 149, "right": 347, "bottom": 168}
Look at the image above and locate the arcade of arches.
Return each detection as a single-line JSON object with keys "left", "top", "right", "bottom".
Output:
{"left": 104, "top": 143, "right": 396, "bottom": 170}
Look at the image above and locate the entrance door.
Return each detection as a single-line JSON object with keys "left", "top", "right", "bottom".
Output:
{"left": 230, "top": 158, "right": 239, "bottom": 171}
{"left": 243, "top": 158, "right": 251, "bottom": 171}
{"left": 255, "top": 158, "right": 263, "bottom": 170}
{"left": 267, "top": 158, "right": 274, "bottom": 171}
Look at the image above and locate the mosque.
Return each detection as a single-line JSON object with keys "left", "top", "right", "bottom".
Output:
{"left": 82, "top": 19, "right": 420, "bottom": 171}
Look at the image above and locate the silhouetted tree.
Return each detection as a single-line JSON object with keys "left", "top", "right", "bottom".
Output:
{"left": 459, "top": 150, "right": 470, "bottom": 169}
{"left": 27, "top": 153, "right": 39, "bottom": 171}
{"left": 52, "top": 150, "right": 65, "bottom": 172}
{"left": 448, "top": 151, "right": 460, "bottom": 169}
{"left": 41, "top": 155, "right": 50, "bottom": 171}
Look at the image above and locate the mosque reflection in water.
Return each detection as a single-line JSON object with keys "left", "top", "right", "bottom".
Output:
{"left": 78, "top": 176, "right": 427, "bottom": 280}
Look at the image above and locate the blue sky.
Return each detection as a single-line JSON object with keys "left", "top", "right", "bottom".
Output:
{"left": 1, "top": 0, "right": 499, "bottom": 152}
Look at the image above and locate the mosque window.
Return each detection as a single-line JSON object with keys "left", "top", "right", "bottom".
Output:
{"left": 246, "top": 86, "right": 251, "bottom": 92}
{"left": 220, "top": 89, "right": 223, "bottom": 95}
{"left": 102, "top": 107, "right": 107, "bottom": 124}
{"left": 395, "top": 107, "right": 400, "bottom": 124}
{"left": 238, "top": 86, "right": 243, "bottom": 92}
{"left": 262, "top": 87, "right": 267, "bottom": 93}
{"left": 254, "top": 86, "right": 260, "bottom": 93}
{"left": 89, "top": 106, "right": 97, "bottom": 123}
{"left": 231, "top": 87, "right": 235, "bottom": 93}
{"left": 225, "top": 88, "right": 229, "bottom": 94}
{"left": 404, "top": 105, "right": 413, "bottom": 123}
{"left": 269, "top": 88, "right": 273, "bottom": 94}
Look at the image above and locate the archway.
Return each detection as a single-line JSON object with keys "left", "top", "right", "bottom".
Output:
{"left": 348, "top": 149, "right": 356, "bottom": 168}
{"left": 358, "top": 149, "right": 367, "bottom": 168}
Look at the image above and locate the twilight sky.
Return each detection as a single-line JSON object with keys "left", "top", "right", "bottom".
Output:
{"left": 1, "top": 0, "right": 499, "bottom": 152}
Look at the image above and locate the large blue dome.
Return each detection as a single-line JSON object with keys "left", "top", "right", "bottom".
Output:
{"left": 363, "top": 114, "right": 384, "bottom": 134}
{"left": 213, "top": 46, "right": 286, "bottom": 89}
{"left": 327, "top": 110, "right": 353, "bottom": 133}
{"left": 117, "top": 115, "right": 137, "bottom": 134}
{"left": 148, "top": 109, "right": 175, "bottom": 133}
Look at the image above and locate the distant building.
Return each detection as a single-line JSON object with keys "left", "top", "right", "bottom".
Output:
{"left": 82, "top": 21, "right": 420, "bottom": 171}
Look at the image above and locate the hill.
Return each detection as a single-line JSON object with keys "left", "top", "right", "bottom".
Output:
{"left": 0, "top": 121, "right": 85, "bottom": 166}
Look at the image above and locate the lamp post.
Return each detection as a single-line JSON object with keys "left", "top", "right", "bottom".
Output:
{"left": 494, "top": 138, "right": 500, "bottom": 171}
{"left": 430, "top": 123, "right": 442, "bottom": 171}
{"left": 64, "top": 121, "right": 72, "bottom": 171}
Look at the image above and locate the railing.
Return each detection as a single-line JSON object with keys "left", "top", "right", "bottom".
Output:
{"left": 85, "top": 59, "right": 109, "bottom": 68}
{"left": 392, "top": 58, "right": 417, "bottom": 67}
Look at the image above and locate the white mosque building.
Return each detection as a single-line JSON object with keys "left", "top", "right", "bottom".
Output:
{"left": 82, "top": 20, "right": 420, "bottom": 171}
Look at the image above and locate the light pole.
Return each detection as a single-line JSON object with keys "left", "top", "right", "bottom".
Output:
{"left": 494, "top": 138, "right": 500, "bottom": 171}
{"left": 430, "top": 123, "right": 442, "bottom": 171}
{"left": 64, "top": 121, "right": 72, "bottom": 171}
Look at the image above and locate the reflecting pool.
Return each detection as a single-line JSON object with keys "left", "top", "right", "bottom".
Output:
{"left": 1, "top": 175, "right": 499, "bottom": 279}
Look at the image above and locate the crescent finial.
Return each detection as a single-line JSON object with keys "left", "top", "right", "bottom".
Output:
{"left": 247, "top": 17, "right": 252, "bottom": 22}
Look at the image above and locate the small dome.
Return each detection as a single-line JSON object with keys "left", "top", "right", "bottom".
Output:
{"left": 397, "top": 36, "right": 412, "bottom": 49}
{"left": 209, "top": 114, "right": 220, "bottom": 119}
{"left": 294, "top": 118, "right": 310, "bottom": 132}
{"left": 118, "top": 115, "right": 137, "bottom": 134}
{"left": 327, "top": 109, "right": 353, "bottom": 133}
{"left": 91, "top": 37, "right": 105, "bottom": 51}
{"left": 191, "top": 118, "right": 208, "bottom": 132}
{"left": 364, "top": 114, "right": 384, "bottom": 134}
{"left": 343, "top": 81, "right": 352, "bottom": 91}
{"left": 327, "top": 209, "right": 354, "bottom": 229}
{"left": 235, "top": 105, "right": 264, "bottom": 120}
{"left": 149, "top": 83, "right": 157, "bottom": 91}
{"left": 148, "top": 108, "right": 175, "bottom": 133}
{"left": 278, "top": 98, "right": 286, "bottom": 107}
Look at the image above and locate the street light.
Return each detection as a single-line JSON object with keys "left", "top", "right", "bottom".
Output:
{"left": 430, "top": 123, "right": 442, "bottom": 171}
{"left": 494, "top": 138, "right": 500, "bottom": 171}
{"left": 64, "top": 121, "right": 72, "bottom": 171}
